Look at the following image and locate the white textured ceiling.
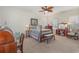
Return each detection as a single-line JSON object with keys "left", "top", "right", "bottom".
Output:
{"left": 16, "top": 6, "right": 79, "bottom": 14}
{"left": 1, "top": 6, "right": 79, "bottom": 15}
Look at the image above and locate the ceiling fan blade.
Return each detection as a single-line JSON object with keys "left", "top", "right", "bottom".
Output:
{"left": 48, "top": 9, "right": 53, "bottom": 12}
{"left": 41, "top": 6, "right": 47, "bottom": 11}
{"left": 41, "top": 7, "right": 45, "bottom": 10}
{"left": 48, "top": 6, "right": 54, "bottom": 9}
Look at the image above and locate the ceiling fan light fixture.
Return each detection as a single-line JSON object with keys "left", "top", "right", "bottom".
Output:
{"left": 44, "top": 11, "right": 48, "bottom": 13}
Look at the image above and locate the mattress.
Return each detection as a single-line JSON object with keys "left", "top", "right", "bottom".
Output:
{"left": 42, "top": 29, "right": 51, "bottom": 32}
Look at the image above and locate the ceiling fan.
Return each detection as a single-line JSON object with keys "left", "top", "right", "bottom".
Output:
{"left": 39, "top": 6, "right": 54, "bottom": 25}
{"left": 39, "top": 6, "right": 54, "bottom": 13}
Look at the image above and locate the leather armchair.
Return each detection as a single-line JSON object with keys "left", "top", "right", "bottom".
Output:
{"left": 0, "top": 28, "right": 17, "bottom": 53}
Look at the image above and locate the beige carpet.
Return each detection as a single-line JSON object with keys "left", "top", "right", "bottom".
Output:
{"left": 23, "top": 35, "right": 79, "bottom": 53}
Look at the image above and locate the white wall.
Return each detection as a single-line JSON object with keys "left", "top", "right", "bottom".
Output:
{"left": 53, "top": 7, "right": 79, "bottom": 30}
{"left": 0, "top": 6, "right": 79, "bottom": 33}
{"left": 0, "top": 7, "right": 6, "bottom": 26}
{"left": 38, "top": 12, "right": 54, "bottom": 27}
{"left": 0, "top": 7, "right": 41, "bottom": 33}
{"left": 54, "top": 7, "right": 79, "bottom": 23}
{"left": 39, "top": 7, "right": 79, "bottom": 29}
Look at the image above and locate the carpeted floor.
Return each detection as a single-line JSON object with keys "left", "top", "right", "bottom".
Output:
{"left": 23, "top": 35, "right": 79, "bottom": 53}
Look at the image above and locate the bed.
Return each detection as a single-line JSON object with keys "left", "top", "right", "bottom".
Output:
{"left": 29, "top": 25, "right": 53, "bottom": 42}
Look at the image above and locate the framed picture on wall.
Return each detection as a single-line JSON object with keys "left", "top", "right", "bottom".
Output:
{"left": 31, "top": 18, "right": 38, "bottom": 26}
